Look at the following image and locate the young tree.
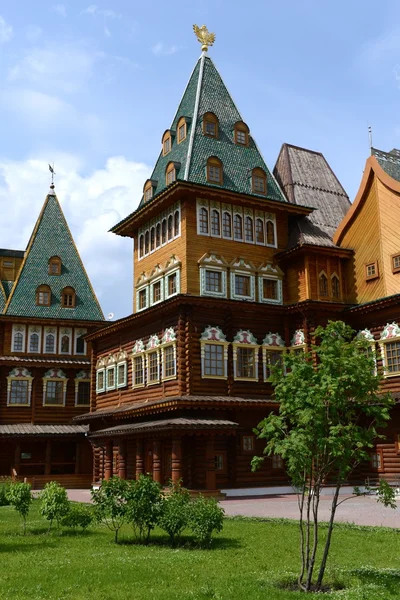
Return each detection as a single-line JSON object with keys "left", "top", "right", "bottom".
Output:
{"left": 40, "top": 481, "right": 70, "bottom": 532}
{"left": 126, "top": 475, "right": 162, "bottom": 544}
{"left": 7, "top": 482, "right": 33, "bottom": 535}
{"left": 91, "top": 476, "right": 129, "bottom": 543}
{"left": 252, "top": 321, "right": 394, "bottom": 593}
{"left": 159, "top": 480, "right": 191, "bottom": 546}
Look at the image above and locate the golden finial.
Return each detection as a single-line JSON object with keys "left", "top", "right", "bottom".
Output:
{"left": 193, "top": 24, "right": 215, "bottom": 53}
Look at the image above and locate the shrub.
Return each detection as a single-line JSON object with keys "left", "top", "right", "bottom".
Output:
{"left": 40, "top": 481, "right": 70, "bottom": 531}
{"left": 7, "top": 482, "right": 33, "bottom": 534}
{"left": 60, "top": 503, "right": 93, "bottom": 532}
{"left": 0, "top": 479, "right": 11, "bottom": 506}
{"left": 126, "top": 475, "right": 162, "bottom": 544}
{"left": 159, "top": 480, "right": 191, "bottom": 545}
{"left": 91, "top": 477, "right": 129, "bottom": 543}
{"left": 188, "top": 495, "right": 224, "bottom": 548}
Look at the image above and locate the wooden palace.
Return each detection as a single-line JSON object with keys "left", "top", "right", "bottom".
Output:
{"left": 0, "top": 186, "right": 104, "bottom": 488}
{"left": 73, "top": 30, "right": 400, "bottom": 494}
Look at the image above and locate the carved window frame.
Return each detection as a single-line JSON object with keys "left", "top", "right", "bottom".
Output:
{"left": 146, "top": 339, "right": 161, "bottom": 386}
{"left": 202, "top": 112, "right": 219, "bottom": 138}
{"left": 7, "top": 368, "right": 33, "bottom": 406}
{"left": 48, "top": 256, "right": 61, "bottom": 276}
{"left": 42, "top": 369, "right": 68, "bottom": 407}
{"left": 365, "top": 261, "right": 379, "bottom": 281}
{"left": 96, "top": 366, "right": 105, "bottom": 393}
{"left": 232, "top": 330, "right": 259, "bottom": 382}
{"left": 252, "top": 168, "right": 267, "bottom": 196}
{"left": 131, "top": 341, "right": 145, "bottom": 389}
{"left": 59, "top": 327, "right": 72, "bottom": 355}
{"left": 200, "top": 326, "right": 229, "bottom": 380}
{"left": 206, "top": 156, "right": 223, "bottom": 185}
{"left": 161, "top": 331, "right": 177, "bottom": 382}
{"left": 12, "top": 324, "right": 26, "bottom": 353}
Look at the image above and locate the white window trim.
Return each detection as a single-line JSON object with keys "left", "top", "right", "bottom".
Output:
{"left": 116, "top": 361, "right": 128, "bottom": 389}
{"left": 265, "top": 218, "right": 277, "bottom": 248}
{"left": 28, "top": 326, "right": 42, "bottom": 353}
{"left": 138, "top": 202, "right": 181, "bottom": 261}
{"left": 258, "top": 275, "right": 283, "bottom": 305}
{"left": 44, "top": 329, "right": 57, "bottom": 354}
{"left": 255, "top": 217, "right": 265, "bottom": 246}
{"left": 131, "top": 353, "right": 145, "bottom": 389}
{"left": 244, "top": 215, "right": 255, "bottom": 244}
{"left": 232, "top": 343, "right": 260, "bottom": 382}
{"left": 233, "top": 210, "right": 244, "bottom": 242}
{"left": 161, "top": 343, "right": 177, "bottom": 381}
{"left": 106, "top": 365, "right": 116, "bottom": 391}
{"left": 173, "top": 206, "right": 181, "bottom": 239}
{"left": 150, "top": 277, "right": 164, "bottom": 306}
{"left": 197, "top": 201, "right": 210, "bottom": 236}
{"left": 74, "top": 328, "right": 87, "bottom": 356}
{"left": 379, "top": 339, "right": 400, "bottom": 378}
{"left": 136, "top": 285, "right": 149, "bottom": 313}
{"left": 74, "top": 378, "right": 90, "bottom": 407}
{"left": 165, "top": 268, "right": 180, "bottom": 300}
{"left": 96, "top": 368, "right": 105, "bottom": 393}
{"left": 230, "top": 271, "right": 256, "bottom": 302}
{"left": 59, "top": 328, "right": 72, "bottom": 355}
{"left": 210, "top": 207, "right": 221, "bottom": 238}
{"left": 200, "top": 340, "right": 229, "bottom": 380}
{"left": 221, "top": 209, "right": 233, "bottom": 240}
{"left": 200, "top": 266, "right": 227, "bottom": 298}
{"left": 262, "top": 347, "right": 286, "bottom": 381}
{"left": 12, "top": 325, "right": 26, "bottom": 353}
{"left": 146, "top": 349, "right": 161, "bottom": 386}
{"left": 42, "top": 377, "right": 68, "bottom": 407}
{"left": 7, "top": 373, "right": 33, "bottom": 407}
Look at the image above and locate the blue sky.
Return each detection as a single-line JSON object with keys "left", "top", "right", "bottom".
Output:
{"left": 0, "top": 1, "right": 399, "bottom": 318}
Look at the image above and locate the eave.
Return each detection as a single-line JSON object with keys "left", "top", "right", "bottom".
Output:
{"left": 276, "top": 243, "right": 353, "bottom": 261}
{"left": 344, "top": 292, "right": 400, "bottom": 315}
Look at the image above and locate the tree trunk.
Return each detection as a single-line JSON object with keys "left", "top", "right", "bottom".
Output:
{"left": 305, "top": 484, "right": 320, "bottom": 591}
{"left": 316, "top": 480, "right": 341, "bottom": 590}
{"left": 297, "top": 479, "right": 307, "bottom": 588}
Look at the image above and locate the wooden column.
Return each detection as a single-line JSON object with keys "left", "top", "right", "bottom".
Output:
{"left": 14, "top": 442, "right": 21, "bottom": 476}
{"left": 172, "top": 438, "right": 182, "bottom": 484}
{"left": 118, "top": 441, "right": 127, "bottom": 480}
{"left": 205, "top": 436, "right": 216, "bottom": 491}
{"left": 92, "top": 444, "right": 100, "bottom": 483}
{"left": 136, "top": 439, "right": 144, "bottom": 479}
{"left": 153, "top": 440, "right": 162, "bottom": 484}
{"left": 75, "top": 441, "right": 81, "bottom": 475}
{"left": 45, "top": 440, "right": 52, "bottom": 476}
{"left": 104, "top": 441, "right": 113, "bottom": 480}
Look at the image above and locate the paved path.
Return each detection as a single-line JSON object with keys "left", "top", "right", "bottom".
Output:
{"left": 67, "top": 489, "right": 400, "bottom": 528}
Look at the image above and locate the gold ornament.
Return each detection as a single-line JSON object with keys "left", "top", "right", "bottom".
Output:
{"left": 193, "top": 24, "right": 215, "bottom": 52}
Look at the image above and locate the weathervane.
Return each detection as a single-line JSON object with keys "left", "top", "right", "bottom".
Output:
{"left": 193, "top": 24, "right": 215, "bottom": 53}
{"left": 48, "top": 163, "right": 56, "bottom": 186}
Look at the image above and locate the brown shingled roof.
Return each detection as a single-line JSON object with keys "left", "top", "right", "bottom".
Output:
{"left": 0, "top": 424, "right": 88, "bottom": 436}
{"left": 90, "top": 418, "right": 239, "bottom": 437}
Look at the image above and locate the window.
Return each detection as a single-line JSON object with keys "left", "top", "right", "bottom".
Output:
{"left": 319, "top": 273, "right": 328, "bottom": 298}
{"left": 96, "top": 369, "right": 105, "bottom": 393}
{"left": 242, "top": 436, "right": 254, "bottom": 452}
{"left": 166, "top": 272, "right": 177, "bottom": 297}
{"left": 76, "top": 381, "right": 90, "bottom": 406}
{"left": 331, "top": 274, "right": 341, "bottom": 299}
{"left": 255, "top": 218, "right": 264, "bottom": 244}
{"left": 237, "top": 348, "right": 255, "bottom": 378}
{"left": 211, "top": 210, "right": 220, "bottom": 236}
{"left": 106, "top": 365, "right": 116, "bottom": 390}
{"left": 137, "top": 288, "right": 148, "bottom": 311}
{"left": 215, "top": 454, "right": 225, "bottom": 472}
{"left": 200, "top": 326, "right": 229, "bottom": 379}
{"left": 145, "top": 231, "right": 150, "bottom": 254}
{"left": 36, "top": 285, "right": 51, "bottom": 306}
{"left": 117, "top": 363, "right": 127, "bottom": 388}
{"left": 174, "top": 211, "right": 180, "bottom": 237}
{"left": 177, "top": 117, "right": 187, "bottom": 143}
{"left": 29, "top": 333, "right": 39, "bottom": 353}
{"left": 234, "top": 121, "right": 249, "bottom": 146}
{"left": 156, "top": 224, "right": 161, "bottom": 247}
{"left": 203, "top": 112, "right": 218, "bottom": 138}
{"left": 230, "top": 259, "right": 256, "bottom": 301}
{"left": 13, "top": 332, "right": 24, "bottom": 352}
{"left": 152, "top": 280, "right": 162, "bottom": 304}
{"left": 384, "top": 341, "right": 400, "bottom": 374}
{"left": 259, "top": 270, "right": 283, "bottom": 304}
{"left": 162, "top": 131, "right": 172, "bottom": 156}
{"left": 371, "top": 451, "right": 383, "bottom": 471}
{"left": 43, "top": 369, "right": 67, "bottom": 406}
{"left": 234, "top": 274, "right": 251, "bottom": 297}
{"left": 133, "top": 355, "right": 144, "bottom": 387}
{"left": 207, "top": 157, "right": 223, "bottom": 184}
{"left": 245, "top": 216, "right": 254, "bottom": 242}
{"left": 139, "top": 235, "right": 144, "bottom": 258}
{"left": 222, "top": 212, "right": 232, "bottom": 238}
{"left": 168, "top": 215, "right": 173, "bottom": 241}
{"left": 366, "top": 262, "right": 378, "bottom": 280}
{"left": 263, "top": 279, "right": 278, "bottom": 300}
{"left": 144, "top": 181, "right": 153, "bottom": 202}
{"left": 162, "top": 219, "right": 167, "bottom": 244}
{"left": 166, "top": 164, "right": 176, "bottom": 186}
{"left": 204, "top": 344, "right": 224, "bottom": 376}
{"left": 150, "top": 227, "right": 155, "bottom": 251}
{"left": 266, "top": 220, "right": 275, "bottom": 246}
{"left": 233, "top": 214, "right": 243, "bottom": 240}
{"left": 205, "top": 270, "right": 222, "bottom": 294}
{"left": 75, "top": 329, "right": 87, "bottom": 355}
{"left": 48, "top": 256, "right": 61, "bottom": 275}
{"left": 62, "top": 287, "right": 76, "bottom": 308}
{"left": 7, "top": 368, "right": 33, "bottom": 406}
{"left": 162, "top": 345, "right": 176, "bottom": 379}
{"left": 45, "top": 381, "right": 64, "bottom": 405}
{"left": 233, "top": 330, "right": 259, "bottom": 381}
{"left": 199, "top": 207, "right": 209, "bottom": 234}
{"left": 264, "top": 350, "right": 284, "bottom": 380}
{"left": 252, "top": 168, "right": 267, "bottom": 195}
{"left": 392, "top": 254, "right": 400, "bottom": 273}
{"left": 147, "top": 351, "right": 160, "bottom": 384}
{"left": 272, "top": 455, "right": 283, "bottom": 469}
{"left": 45, "top": 333, "right": 55, "bottom": 353}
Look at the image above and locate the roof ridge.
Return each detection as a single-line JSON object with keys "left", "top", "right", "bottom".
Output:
{"left": 291, "top": 181, "right": 349, "bottom": 196}
{"left": 184, "top": 53, "right": 205, "bottom": 180}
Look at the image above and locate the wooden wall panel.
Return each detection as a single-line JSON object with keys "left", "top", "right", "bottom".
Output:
{"left": 376, "top": 178, "right": 400, "bottom": 298}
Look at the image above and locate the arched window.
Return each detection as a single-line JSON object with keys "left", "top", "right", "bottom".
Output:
{"left": 222, "top": 212, "right": 232, "bottom": 238}
{"left": 61, "top": 335, "right": 70, "bottom": 353}
{"left": 36, "top": 285, "right": 51, "bottom": 306}
{"left": 145, "top": 231, "right": 149, "bottom": 254}
{"left": 48, "top": 256, "right": 61, "bottom": 276}
{"left": 61, "top": 286, "right": 76, "bottom": 308}
{"left": 211, "top": 209, "right": 220, "bottom": 236}
{"left": 150, "top": 227, "right": 155, "bottom": 251}
{"left": 162, "top": 130, "right": 172, "bottom": 156}
{"left": 202, "top": 112, "right": 219, "bottom": 138}
{"left": 166, "top": 162, "right": 176, "bottom": 185}
{"left": 156, "top": 223, "right": 161, "bottom": 247}
{"left": 266, "top": 221, "right": 275, "bottom": 246}
{"left": 143, "top": 180, "right": 153, "bottom": 202}
{"left": 199, "top": 207, "right": 209, "bottom": 234}
{"left": 167, "top": 215, "right": 173, "bottom": 241}
{"left": 234, "top": 121, "right": 249, "bottom": 146}
{"left": 233, "top": 214, "right": 243, "bottom": 240}
{"left": 252, "top": 168, "right": 267, "bottom": 195}
{"left": 245, "top": 216, "right": 254, "bottom": 242}
{"left": 29, "top": 333, "right": 39, "bottom": 353}
{"left": 139, "top": 234, "right": 144, "bottom": 258}
{"left": 319, "top": 272, "right": 328, "bottom": 297}
{"left": 14, "top": 332, "right": 23, "bottom": 352}
{"left": 177, "top": 117, "right": 187, "bottom": 143}
{"left": 255, "top": 218, "right": 264, "bottom": 244}
{"left": 162, "top": 219, "right": 167, "bottom": 244}
{"left": 331, "top": 274, "right": 341, "bottom": 299}
{"left": 45, "top": 334, "right": 55, "bottom": 353}
{"left": 174, "top": 211, "right": 180, "bottom": 237}
{"left": 206, "top": 157, "right": 223, "bottom": 184}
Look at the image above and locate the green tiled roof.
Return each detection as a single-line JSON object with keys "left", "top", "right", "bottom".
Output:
{"left": 0, "top": 283, "right": 6, "bottom": 313}
{"left": 138, "top": 55, "right": 286, "bottom": 208}
{"left": 2, "top": 280, "right": 14, "bottom": 298}
{"left": 5, "top": 189, "right": 104, "bottom": 321}
{"left": 372, "top": 147, "right": 400, "bottom": 181}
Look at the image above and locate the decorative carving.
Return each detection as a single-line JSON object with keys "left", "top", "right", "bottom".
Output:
{"left": 146, "top": 334, "right": 160, "bottom": 350}
{"left": 263, "top": 332, "right": 285, "bottom": 347}
{"left": 9, "top": 367, "right": 32, "bottom": 378}
{"left": 162, "top": 328, "right": 176, "bottom": 344}
{"left": 357, "top": 329, "right": 375, "bottom": 341}
{"left": 229, "top": 257, "right": 256, "bottom": 272}
{"left": 233, "top": 330, "right": 258, "bottom": 345}
{"left": 380, "top": 323, "right": 400, "bottom": 340}
{"left": 164, "top": 255, "right": 181, "bottom": 272}
{"left": 43, "top": 368, "right": 66, "bottom": 379}
{"left": 200, "top": 326, "right": 227, "bottom": 342}
{"left": 115, "top": 350, "right": 128, "bottom": 362}
{"left": 75, "top": 370, "right": 90, "bottom": 380}
{"left": 132, "top": 340, "right": 145, "bottom": 354}
{"left": 291, "top": 330, "right": 305, "bottom": 346}
{"left": 258, "top": 263, "right": 283, "bottom": 276}
{"left": 198, "top": 252, "right": 228, "bottom": 266}
{"left": 193, "top": 24, "right": 215, "bottom": 52}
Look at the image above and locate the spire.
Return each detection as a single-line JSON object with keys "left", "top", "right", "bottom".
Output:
{"left": 4, "top": 189, "right": 104, "bottom": 320}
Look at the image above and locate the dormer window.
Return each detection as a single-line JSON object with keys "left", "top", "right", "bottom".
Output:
{"left": 177, "top": 117, "right": 187, "bottom": 144}
{"left": 49, "top": 256, "right": 61, "bottom": 275}
{"left": 36, "top": 285, "right": 51, "bottom": 307}
{"left": 166, "top": 162, "right": 176, "bottom": 185}
{"left": 207, "top": 157, "right": 223, "bottom": 185}
{"left": 252, "top": 168, "right": 267, "bottom": 195}
{"left": 162, "top": 130, "right": 172, "bottom": 156}
{"left": 144, "top": 182, "right": 153, "bottom": 202}
{"left": 203, "top": 112, "right": 219, "bottom": 138}
{"left": 234, "top": 121, "right": 249, "bottom": 146}
{"left": 61, "top": 286, "right": 76, "bottom": 308}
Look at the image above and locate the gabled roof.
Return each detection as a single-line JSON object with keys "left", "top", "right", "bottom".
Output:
{"left": 274, "top": 143, "right": 351, "bottom": 249}
{"left": 371, "top": 147, "right": 400, "bottom": 181}
{"left": 137, "top": 54, "right": 286, "bottom": 209}
{"left": 4, "top": 187, "right": 104, "bottom": 321}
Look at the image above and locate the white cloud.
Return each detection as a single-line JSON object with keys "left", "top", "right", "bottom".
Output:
{"left": 0, "top": 16, "right": 12, "bottom": 43}
{"left": 0, "top": 156, "right": 151, "bottom": 319}
{"left": 26, "top": 25, "right": 43, "bottom": 42}
{"left": 52, "top": 4, "right": 67, "bottom": 18}
{"left": 152, "top": 42, "right": 178, "bottom": 56}
{"left": 82, "top": 5, "right": 121, "bottom": 18}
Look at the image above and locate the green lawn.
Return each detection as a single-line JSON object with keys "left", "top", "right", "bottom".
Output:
{"left": 0, "top": 502, "right": 399, "bottom": 600}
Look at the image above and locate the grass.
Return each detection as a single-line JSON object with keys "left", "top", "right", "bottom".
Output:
{"left": 0, "top": 502, "right": 399, "bottom": 600}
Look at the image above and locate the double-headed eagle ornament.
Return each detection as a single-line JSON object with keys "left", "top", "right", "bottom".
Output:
{"left": 193, "top": 24, "right": 215, "bottom": 52}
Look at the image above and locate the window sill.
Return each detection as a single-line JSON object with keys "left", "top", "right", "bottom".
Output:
{"left": 201, "top": 375, "right": 228, "bottom": 380}
{"left": 162, "top": 375, "right": 177, "bottom": 382}
{"left": 7, "top": 403, "right": 30, "bottom": 407}
{"left": 132, "top": 383, "right": 145, "bottom": 389}
{"left": 147, "top": 380, "right": 160, "bottom": 387}
{"left": 75, "top": 403, "right": 90, "bottom": 407}
{"left": 234, "top": 377, "right": 259, "bottom": 382}
{"left": 43, "top": 403, "right": 65, "bottom": 407}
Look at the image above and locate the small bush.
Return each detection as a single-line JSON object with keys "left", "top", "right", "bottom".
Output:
{"left": 40, "top": 481, "right": 70, "bottom": 531}
{"left": 7, "top": 482, "right": 33, "bottom": 534}
{"left": 60, "top": 503, "right": 93, "bottom": 531}
{"left": 91, "top": 477, "right": 129, "bottom": 543}
{"left": 188, "top": 495, "right": 224, "bottom": 548}
{"left": 159, "top": 480, "right": 191, "bottom": 545}
{"left": 0, "top": 479, "right": 11, "bottom": 506}
{"left": 126, "top": 475, "right": 162, "bottom": 544}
